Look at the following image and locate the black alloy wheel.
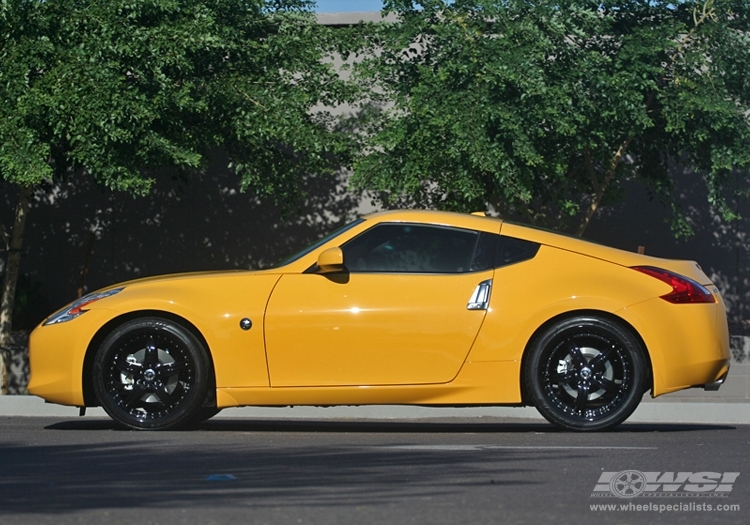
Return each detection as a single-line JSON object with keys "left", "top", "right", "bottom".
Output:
{"left": 524, "top": 316, "right": 647, "bottom": 431}
{"left": 93, "top": 317, "right": 210, "bottom": 430}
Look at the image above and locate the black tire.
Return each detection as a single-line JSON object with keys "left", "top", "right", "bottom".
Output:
{"left": 524, "top": 315, "right": 647, "bottom": 431}
{"left": 190, "top": 407, "right": 222, "bottom": 425}
{"left": 93, "top": 317, "right": 210, "bottom": 430}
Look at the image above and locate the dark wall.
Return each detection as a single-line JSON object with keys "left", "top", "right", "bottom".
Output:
{"left": 1, "top": 162, "right": 748, "bottom": 334}
{"left": 1, "top": 160, "right": 363, "bottom": 327}
{"left": 585, "top": 167, "right": 749, "bottom": 333}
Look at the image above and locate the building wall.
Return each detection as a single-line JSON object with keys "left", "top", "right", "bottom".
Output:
{"left": 2, "top": 162, "right": 748, "bottom": 332}
{"left": 1, "top": 159, "right": 365, "bottom": 327}
{"left": 585, "top": 167, "right": 749, "bottom": 338}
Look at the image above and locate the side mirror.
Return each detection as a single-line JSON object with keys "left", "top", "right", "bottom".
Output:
{"left": 316, "top": 247, "right": 345, "bottom": 273}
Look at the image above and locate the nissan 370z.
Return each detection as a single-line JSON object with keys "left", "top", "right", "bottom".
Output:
{"left": 28, "top": 210, "right": 731, "bottom": 431}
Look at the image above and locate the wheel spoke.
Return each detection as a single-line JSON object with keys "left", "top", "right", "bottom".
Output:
{"left": 588, "top": 346, "right": 614, "bottom": 372}
{"left": 564, "top": 369, "right": 579, "bottom": 382}
{"left": 574, "top": 383, "right": 591, "bottom": 410}
{"left": 116, "top": 359, "right": 142, "bottom": 375}
{"left": 144, "top": 337, "right": 159, "bottom": 366}
{"left": 154, "top": 360, "right": 185, "bottom": 378}
{"left": 551, "top": 369, "right": 579, "bottom": 389}
{"left": 551, "top": 367, "right": 574, "bottom": 380}
{"left": 593, "top": 376, "right": 620, "bottom": 394}
{"left": 152, "top": 383, "right": 174, "bottom": 406}
{"left": 566, "top": 340, "right": 586, "bottom": 367}
{"left": 123, "top": 383, "right": 147, "bottom": 408}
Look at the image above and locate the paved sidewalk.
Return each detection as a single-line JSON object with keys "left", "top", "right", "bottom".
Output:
{"left": 1, "top": 395, "right": 748, "bottom": 425}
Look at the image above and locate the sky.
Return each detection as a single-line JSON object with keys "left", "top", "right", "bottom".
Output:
{"left": 315, "top": 1, "right": 385, "bottom": 12}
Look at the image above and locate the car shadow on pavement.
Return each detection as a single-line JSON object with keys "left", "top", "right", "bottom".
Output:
{"left": 43, "top": 418, "right": 737, "bottom": 433}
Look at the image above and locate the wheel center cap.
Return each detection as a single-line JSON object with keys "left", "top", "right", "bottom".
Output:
{"left": 143, "top": 369, "right": 156, "bottom": 381}
{"left": 579, "top": 367, "right": 592, "bottom": 379}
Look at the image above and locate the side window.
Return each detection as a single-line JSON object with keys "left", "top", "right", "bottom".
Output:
{"left": 342, "top": 224, "right": 479, "bottom": 273}
{"left": 468, "top": 233, "right": 540, "bottom": 271}
{"left": 470, "top": 232, "right": 498, "bottom": 272}
{"left": 496, "top": 236, "right": 540, "bottom": 266}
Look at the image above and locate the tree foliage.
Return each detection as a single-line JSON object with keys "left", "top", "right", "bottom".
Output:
{"left": 352, "top": 0, "right": 750, "bottom": 235}
{"left": 1, "top": 0, "right": 354, "bottom": 198}
{"left": 0, "top": 0, "right": 356, "bottom": 388}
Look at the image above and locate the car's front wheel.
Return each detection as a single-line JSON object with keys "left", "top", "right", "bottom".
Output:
{"left": 190, "top": 407, "right": 223, "bottom": 425}
{"left": 93, "top": 317, "right": 210, "bottom": 430}
{"left": 524, "top": 315, "right": 647, "bottom": 431}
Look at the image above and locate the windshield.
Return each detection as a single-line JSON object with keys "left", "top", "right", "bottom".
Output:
{"left": 269, "top": 218, "right": 365, "bottom": 269}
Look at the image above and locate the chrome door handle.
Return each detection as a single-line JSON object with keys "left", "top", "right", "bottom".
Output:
{"left": 467, "top": 279, "right": 492, "bottom": 310}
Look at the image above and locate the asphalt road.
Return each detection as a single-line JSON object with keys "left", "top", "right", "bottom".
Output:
{"left": 0, "top": 416, "right": 748, "bottom": 525}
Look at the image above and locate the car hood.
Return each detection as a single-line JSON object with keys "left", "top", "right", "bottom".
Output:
{"left": 48, "top": 269, "right": 277, "bottom": 315}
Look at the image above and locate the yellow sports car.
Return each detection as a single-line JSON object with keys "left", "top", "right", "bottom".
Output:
{"left": 28, "top": 210, "right": 730, "bottom": 431}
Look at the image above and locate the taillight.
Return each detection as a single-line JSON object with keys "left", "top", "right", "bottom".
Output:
{"left": 632, "top": 266, "right": 715, "bottom": 304}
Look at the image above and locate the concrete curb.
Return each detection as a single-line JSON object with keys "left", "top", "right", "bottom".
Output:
{"left": 1, "top": 395, "right": 748, "bottom": 425}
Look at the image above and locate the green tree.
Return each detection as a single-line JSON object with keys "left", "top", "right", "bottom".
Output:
{"left": 353, "top": 0, "right": 750, "bottom": 233}
{"left": 0, "top": 0, "right": 355, "bottom": 392}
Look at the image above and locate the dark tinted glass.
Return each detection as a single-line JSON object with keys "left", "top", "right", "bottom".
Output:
{"left": 470, "top": 232, "right": 498, "bottom": 271}
{"left": 496, "top": 236, "right": 540, "bottom": 266}
{"left": 343, "top": 224, "right": 479, "bottom": 273}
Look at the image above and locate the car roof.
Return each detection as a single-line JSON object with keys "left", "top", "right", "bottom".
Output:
{"left": 361, "top": 210, "right": 694, "bottom": 274}
{"left": 363, "top": 209, "right": 504, "bottom": 234}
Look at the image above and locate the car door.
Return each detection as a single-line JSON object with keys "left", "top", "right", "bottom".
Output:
{"left": 263, "top": 223, "right": 496, "bottom": 387}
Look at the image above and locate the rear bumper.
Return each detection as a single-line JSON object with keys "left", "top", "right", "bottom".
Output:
{"left": 616, "top": 296, "right": 730, "bottom": 397}
{"left": 703, "top": 366, "right": 730, "bottom": 391}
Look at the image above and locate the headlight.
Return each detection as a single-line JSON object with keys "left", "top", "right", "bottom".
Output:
{"left": 43, "top": 288, "right": 124, "bottom": 325}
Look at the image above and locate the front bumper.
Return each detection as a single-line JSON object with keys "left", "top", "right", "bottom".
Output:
{"left": 27, "top": 309, "right": 117, "bottom": 407}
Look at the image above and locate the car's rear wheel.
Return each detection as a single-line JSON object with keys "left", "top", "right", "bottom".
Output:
{"left": 524, "top": 315, "right": 647, "bottom": 431}
{"left": 93, "top": 317, "right": 210, "bottom": 430}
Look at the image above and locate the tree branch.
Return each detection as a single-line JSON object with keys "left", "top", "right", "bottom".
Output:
{"left": 576, "top": 136, "right": 633, "bottom": 237}
{"left": 0, "top": 185, "right": 33, "bottom": 394}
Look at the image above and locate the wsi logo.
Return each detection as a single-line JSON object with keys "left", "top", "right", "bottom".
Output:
{"left": 592, "top": 471, "right": 740, "bottom": 498}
